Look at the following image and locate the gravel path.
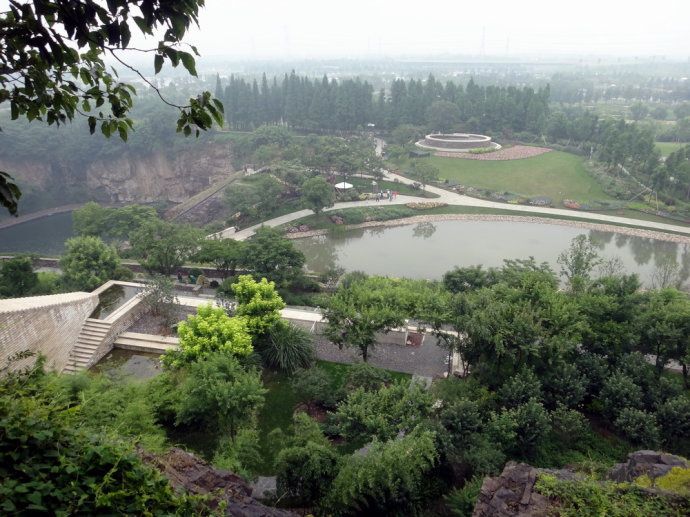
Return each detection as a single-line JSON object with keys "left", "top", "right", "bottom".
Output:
{"left": 212, "top": 168, "right": 690, "bottom": 241}
{"left": 314, "top": 332, "right": 448, "bottom": 377}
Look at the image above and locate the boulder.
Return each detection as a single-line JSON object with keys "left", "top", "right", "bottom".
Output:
{"left": 139, "top": 447, "right": 295, "bottom": 517}
{"left": 608, "top": 450, "right": 689, "bottom": 483}
{"left": 472, "top": 462, "right": 548, "bottom": 517}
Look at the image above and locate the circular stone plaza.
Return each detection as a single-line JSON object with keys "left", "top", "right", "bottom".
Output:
{"left": 416, "top": 132, "right": 501, "bottom": 152}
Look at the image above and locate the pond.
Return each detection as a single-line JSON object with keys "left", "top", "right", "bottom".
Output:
{"left": 89, "top": 284, "right": 142, "bottom": 320}
{"left": 0, "top": 211, "right": 74, "bottom": 255}
{"left": 293, "top": 220, "right": 690, "bottom": 288}
{"left": 91, "top": 348, "right": 162, "bottom": 381}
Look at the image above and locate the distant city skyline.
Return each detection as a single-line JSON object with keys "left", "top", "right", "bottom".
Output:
{"left": 184, "top": 0, "right": 690, "bottom": 60}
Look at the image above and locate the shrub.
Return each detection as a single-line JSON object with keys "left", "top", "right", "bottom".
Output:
{"left": 140, "top": 276, "right": 180, "bottom": 328}
{"left": 445, "top": 476, "right": 483, "bottom": 517}
{"left": 461, "top": 436, "right": 508, "bottom": 477}
{"left": 550, "top": 405, "right": 589, "bottom": 448}
{"left": 657, "top": 396, "right": 690, "bottom": 440}
{"left": 497, "top": 369, "right": 542, "bottom": 409}
{"left": 0, "top": 366, "right": 206, "bottom": 515}
{"left": 212, "top": 428, "right": 262, "bottom": 481}
{"left": 162, "top": 303, "right": 253, "bottom": 369}
{"left": 574, "top": 352, "right": 609, "bottom": 400}
{"left": 440, "top": 399, "right": 484, "bottom": 448}
{"left": 259, "top": 321, "right": 315, "bottom": 373}
{"left": 174, "top": 352, "right": 266, "bottom": 437}
{"left": 542, "top": 363, "right": 587, "bottom": 410}
{"left": 614, "top": 408, "right": 661, "bottom": 449}
{"left": 291, "top": 366, "right": 340, "bottom": 409}
{"left": 275, "top": 442, "right": 340, "bottom": 508}
{"left": 508, "top": 399, "right": 551, "bottom": 456}
{"left": 342, "top": 362, "right": 392, "bottom": 393}
{"left": 600, "top": 372, "right": 644, "bottom": 421}
{"left": 323, "top": 430, "right": 439, "bottom": 516}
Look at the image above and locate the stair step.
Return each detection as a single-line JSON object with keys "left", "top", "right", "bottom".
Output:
{"left": 71, "top": 349, "right": 95, "bottom": 358}
{"left": 74, "top": 343, "right": 98, "bottom": 351}
{"left": 77, "top": 338, "right": 103, "bottom": 346}
{"left": 69, "top": 350, "right": 93, "bottom": 362}
{"left": 84, "top": 318, "right": 112, "bottom": 328}
{"left": 81, "top": 328, "right": 108, "bottom": 336}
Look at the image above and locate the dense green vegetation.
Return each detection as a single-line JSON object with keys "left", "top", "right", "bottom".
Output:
{"left": 3, "top": 233, "right": 690, "bottom": 515}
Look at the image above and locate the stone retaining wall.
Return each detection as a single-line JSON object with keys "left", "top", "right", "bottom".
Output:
{"left": 0, "top": 292, "right": 98, "bottom": 372}
{"left": 424, "top": 133, "right": 492, "bottom": 149}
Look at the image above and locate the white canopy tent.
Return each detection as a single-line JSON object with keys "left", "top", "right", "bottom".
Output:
{"left": 334, "top": 182, "right": 353, "bottom": 192}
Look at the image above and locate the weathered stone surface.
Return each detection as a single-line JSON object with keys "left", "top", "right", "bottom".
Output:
{"left": 250, "top": 476, "right": 277, "bottom": 500}
{"left": 472, "top": 462, "right": 548, "bottom": 517}
{"left": 0, "top": 291, "right": 98, "bottom": 372}
{"left": 140, "top": 447, "right": 296, "bottom": 517}
{"left": 608, "top": 450, "right": 689, "bottom": 483}
{"left": 3, "top": 143, "right": 235, "bottom": 206}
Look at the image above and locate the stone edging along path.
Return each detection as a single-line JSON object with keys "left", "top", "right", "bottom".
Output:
{"left": 285, "top": 213, "right": 690, "bottom": 244}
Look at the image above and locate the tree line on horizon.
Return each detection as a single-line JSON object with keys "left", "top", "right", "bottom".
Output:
{"left": 218, "top": 72, "right": 551, "bottom": 134}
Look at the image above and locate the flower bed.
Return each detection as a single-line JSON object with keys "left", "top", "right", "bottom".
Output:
{"left": 406, "top": 202, "right": 448, "bottom": 210}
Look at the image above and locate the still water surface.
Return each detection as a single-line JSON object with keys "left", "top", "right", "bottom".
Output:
{"left": 293, "top": 220, "right": 690, "bottom": 288}
{"left": 2, "top": 214, "right": 688, "bottom": 288}
{"left": 0, "top": 211, "right": 74, "bottom": 255}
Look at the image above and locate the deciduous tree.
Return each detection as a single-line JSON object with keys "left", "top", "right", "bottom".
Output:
{"left": 301, "top": 175, "right": 335, "bottom": 216}
{"left": 59, "top": 236, "right": 131, "bottom": 291}
{"left": 162, "top": 303, "right": 253, "bottom": 369}
{"left": 0, "top": 256, "right": 37, "bottom": 297}
{"left": 0, "top": 0, "right": 223, "bottom": 215}
{"left": 130, "top": 219, "right": 203, "bottom": 276}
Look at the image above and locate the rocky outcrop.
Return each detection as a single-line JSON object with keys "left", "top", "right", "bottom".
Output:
{"left": 608, "top": 450, "right": 689, "bottom": 483}
{"left": 472, "top": 452, "right": 690, "bottom": 517}
{"left": 86, "top": 143, "right": 234, "bottom": 203}
{"left": 3, "top": 142, "right": 235, "bottom": 205}
{"left": 139, "top": 447, "right": 296, "bottom": 517}
{"left": 472, "top": 462, "right": 549, "bottom": 517}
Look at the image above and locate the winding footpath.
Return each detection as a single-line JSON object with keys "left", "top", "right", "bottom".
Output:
{"left": 212, "top": 170, "right": 690, "bottom": 241}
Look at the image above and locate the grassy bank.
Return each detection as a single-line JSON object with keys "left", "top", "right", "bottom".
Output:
{"left": 397, "top": 151, "right": 611, "bottom": 206}
{"left": 655, "top": 141, "right": 687, "bottom": 157}
{"left": 287, "top": 205, "right": 690, "bottom": 235}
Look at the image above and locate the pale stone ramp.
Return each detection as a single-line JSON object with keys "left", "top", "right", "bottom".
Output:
{"left": 114, "top": 331, "right": 179, "bottom": 354}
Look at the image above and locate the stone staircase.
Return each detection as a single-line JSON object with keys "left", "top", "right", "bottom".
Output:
{"left": 62, "top": 318, "right": 112, "bottom": 374}
{"left": 114, "top": 332, "right": 179, "bottom": 354}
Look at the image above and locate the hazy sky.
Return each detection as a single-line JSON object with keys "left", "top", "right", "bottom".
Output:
{"left": 184, "top": 0, "right": 690, "bottom": 59}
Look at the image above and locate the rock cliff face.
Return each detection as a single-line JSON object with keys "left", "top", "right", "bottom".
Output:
{"left": 2, "top": 142, "right": 235, "bottom": 205}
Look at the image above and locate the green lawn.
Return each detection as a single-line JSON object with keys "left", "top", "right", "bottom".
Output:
{"left": 400, "top": 151, "right": 613, "bottom": 206}
{"left": 655, "top": 141, "right": 688, "bottom": 157}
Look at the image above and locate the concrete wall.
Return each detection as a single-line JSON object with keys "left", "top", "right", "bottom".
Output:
{"left": 0, "top": 292, "right": 98, "bottom": 372}
{"left": 86, "top": 297, "right": 148, "bottom": 369}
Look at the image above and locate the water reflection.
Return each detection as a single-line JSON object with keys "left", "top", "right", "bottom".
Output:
{"left": 412, "top": 222, "right": 437, "bottom": 239}
{"left": 292, "top": 220, "right": 689, "bottom": 288}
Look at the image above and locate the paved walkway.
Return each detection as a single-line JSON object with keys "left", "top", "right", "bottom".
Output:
{"left": 211, "top": 170, "right": 690, "bottom": 241}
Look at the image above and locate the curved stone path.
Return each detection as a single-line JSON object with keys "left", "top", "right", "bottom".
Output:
{"left": 211, "top": 170, "right": 690, "bottom": 241}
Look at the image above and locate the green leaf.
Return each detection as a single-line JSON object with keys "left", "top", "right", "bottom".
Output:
{"left": 154, "top": 54, "right": 163, "bottom": 74}
{"left": 133, "top": 16, "right": 149, "bottom": 35}
{"left": 179, "top": 52, "right": 197, "bottom": 77}
{"left": 120, "top": 21, "right": 131, "bottom": 48}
